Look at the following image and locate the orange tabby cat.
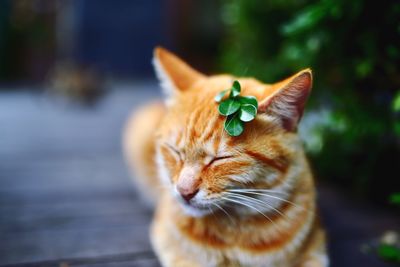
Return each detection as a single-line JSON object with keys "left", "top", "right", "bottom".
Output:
{"left": 123, "top": 47, "right": 328, "bottom": 267}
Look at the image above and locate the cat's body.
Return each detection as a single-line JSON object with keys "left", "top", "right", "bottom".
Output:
{"left": 123, "top": 47, "right": 328, "bottom": 267}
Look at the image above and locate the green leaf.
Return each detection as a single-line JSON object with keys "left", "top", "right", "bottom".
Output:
{"left": 224, "top": 114, "right": 244, "bottom": 136}
{"left": 377, "top": 244, "right": 400, "bottom": 262}
{"left": 218, "top": 98, "right": 241, "bottom": 116}
{"left": 394, "top": 122, "right": 400, "bottom": 137}
{"left": 393, "top": 92, "right": 400, "bottom": 112}
{"left": 230, "top": 80, "right": 241, "bottom": 97}
{"left": 390, "top": 193, "right": 400, "bottom": 205}
{"left": 215, "top": 89, "right": 229, "bottom": 102}
{"left": 239, "top": 104, "right": 257, "bottom": 122}
{"left": 238, "top": 96, "right": 258, "bottom": 109}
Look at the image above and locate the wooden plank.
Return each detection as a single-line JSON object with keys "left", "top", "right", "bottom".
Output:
{"left": 0, "top": 87, "right": 160, "bottom": 265}
{"left": 76, "top": 258, "right": 160, "bottom": 267}
{"left": 0, "top": 226, "right": 154, "bottom": 265}
{"left": 0, "top": 251, "right": 159, "bottom": 267}
{"left": 0, "top": 158, "right": 139, "bottom": 199}
{"left": 0, "top": 199, "right": 152, "bottom": 232}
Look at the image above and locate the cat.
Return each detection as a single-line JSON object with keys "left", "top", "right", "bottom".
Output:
{"left": 123, "top": 47, "right": 328, "bottom": 267}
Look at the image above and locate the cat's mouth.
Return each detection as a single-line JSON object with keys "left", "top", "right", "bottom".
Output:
{"left": 179, "top": 201, "right": 215, "bottom": 217}
{"left": 172, "top": 188, "right": 219, "bottom": 217}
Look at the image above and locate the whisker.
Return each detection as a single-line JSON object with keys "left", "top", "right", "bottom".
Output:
{"left": 211, "top": 202, "right": 235, "bottom": 224}
{"left": 221, "top": 196, "right": 282, "bottom": 232}
{"left": 225, "top": 192, "right": 287, "bottom": 220}
{"left": 231, "top": 191, "right": 314, "bottom": 215}
{"left": 229, "top": 188, "right": 288, "bottom": 195}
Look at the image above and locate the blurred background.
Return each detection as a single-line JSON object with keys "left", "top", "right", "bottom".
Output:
{"left": 0, "top": 0, "right": 399, "bottom": 266}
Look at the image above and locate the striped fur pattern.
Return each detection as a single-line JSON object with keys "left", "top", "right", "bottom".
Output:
{"left": 123, "top": 47, "right": 328, "bottom": 267}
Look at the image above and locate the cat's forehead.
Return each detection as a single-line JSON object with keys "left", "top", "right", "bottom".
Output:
{"left": 173, "top": 76, "right": 266, "bottom": 111}
{"left": 166, "top": 97, "right": 225, "bottom": 148}
{"left": 159, "top": 76, "right": 271, "bottom": 147}
{"left": 196, "top": 75, "right": 266, "bottom": 95}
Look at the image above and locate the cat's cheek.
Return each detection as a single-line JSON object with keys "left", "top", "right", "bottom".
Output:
{"left": 155, "top": 148, "right": 173, "bottom": 186}
{"left": 190, "top": 189, "right": 208, "bottom": 204}
{"left": 265, "top": 171, "right": 280, "bottom": 184}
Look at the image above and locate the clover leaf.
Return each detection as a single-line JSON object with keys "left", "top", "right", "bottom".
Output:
{"left": 225, "top": 113, "right": 244, "bottom": 136}
{"left": 230, "top": 80, "right": 241, "bottom": 97}
{"left": 215, "top": 80, "right": 258, "bottom": 136}
{"left": 219, "top": 98, "right": 241, "bottom": 116}
{"left": 238, "top": 95, "right": 258, "bottom": 109}
{"left": 214, "top": 89, "right": 229, "bottom": 102}
{"left": 239, "top": 104, "right": 257, "bottom": 122}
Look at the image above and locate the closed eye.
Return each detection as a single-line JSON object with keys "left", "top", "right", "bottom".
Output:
{"left": 208, "top": 155, "right": 234, "bottom": 166}
{"left": 165, "top": 143, "right": 182, "bottom": 160}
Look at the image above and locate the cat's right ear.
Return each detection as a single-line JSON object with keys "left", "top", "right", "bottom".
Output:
{"left": 258, "top": 69, "right": 312, "bottom": 132}
{"left": 153, "top": 47, "right": 205, "bottom": 100}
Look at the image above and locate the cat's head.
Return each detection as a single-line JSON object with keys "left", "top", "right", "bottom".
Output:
{"left": 154, "top": 47, "right": 312, "bottom": 217}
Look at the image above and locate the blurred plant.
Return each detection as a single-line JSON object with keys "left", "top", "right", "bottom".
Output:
{"left": 219, "top": 0, "right": 400, "bottom": 199}
{"left": 377, "top": 243, "right": 400, "bottom": 264}
{"left": 394, "top": 92, "right": 400, "bottom": 136}
{"left": 375, "top": 193, "right": 400, "bottom": 263}
{"left": 360, "top": 193, "right": 400, "bottom": 264}
{"left": 389, "top": 193, "right": 400, "bottom": 205}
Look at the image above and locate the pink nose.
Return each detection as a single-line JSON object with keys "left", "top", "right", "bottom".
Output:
{"left": 177, "top": 187, "right": 199, "bottom": 202}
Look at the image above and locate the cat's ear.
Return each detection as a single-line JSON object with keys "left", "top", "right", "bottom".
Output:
{"left": 153, "top": 47, "right": 205, "bottom": 98}
{"left": 258, "top": 69, "right": 312, "bottom": 131}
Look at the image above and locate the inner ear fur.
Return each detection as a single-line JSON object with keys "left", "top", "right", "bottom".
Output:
{"left": 258, "top": 69, "right": 313, "bottom": 131}
{"left": 153, "top": 47, "right": 205, "bottom": 96}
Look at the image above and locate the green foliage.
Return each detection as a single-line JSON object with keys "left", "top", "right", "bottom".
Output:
{"left": 393, "top": 92, "right": 400, "bottom": 112}
{"left": 390, "top": 193, "right": 400, "bottom": 206}
{"left": 216, "top": 80, "right": 258, "bottom": 136}
{"left": 373, "top": 195, "right": 400, "bottom": 263}
{"left": 377, "top": 244, "right": 400, "bottom": 263}
{"left": 219, "top": 0, "right": 400, "bottom": 196}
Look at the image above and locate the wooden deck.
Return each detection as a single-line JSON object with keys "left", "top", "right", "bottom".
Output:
{"left": 0, "top": 83, "right": 398, "bottom": 267}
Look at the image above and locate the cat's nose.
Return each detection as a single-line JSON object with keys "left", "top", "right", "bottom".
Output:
{"left": 177, "top": 186, "right": 199, "bottom": 202}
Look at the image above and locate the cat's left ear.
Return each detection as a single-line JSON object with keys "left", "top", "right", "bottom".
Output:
{"left": 258, "top": 69, "right": 312, "bottom": 131}
{"left": 153, "top": 47, "right": 205, "bottom": 98}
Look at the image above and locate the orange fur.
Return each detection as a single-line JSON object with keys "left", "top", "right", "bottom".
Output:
{"left": 123, "top": 47, "right": 328, "bottom": 267}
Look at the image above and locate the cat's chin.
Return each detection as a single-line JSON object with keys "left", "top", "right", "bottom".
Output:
{"left": 179, "top": 203, "right": 213, "bottom": 217}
